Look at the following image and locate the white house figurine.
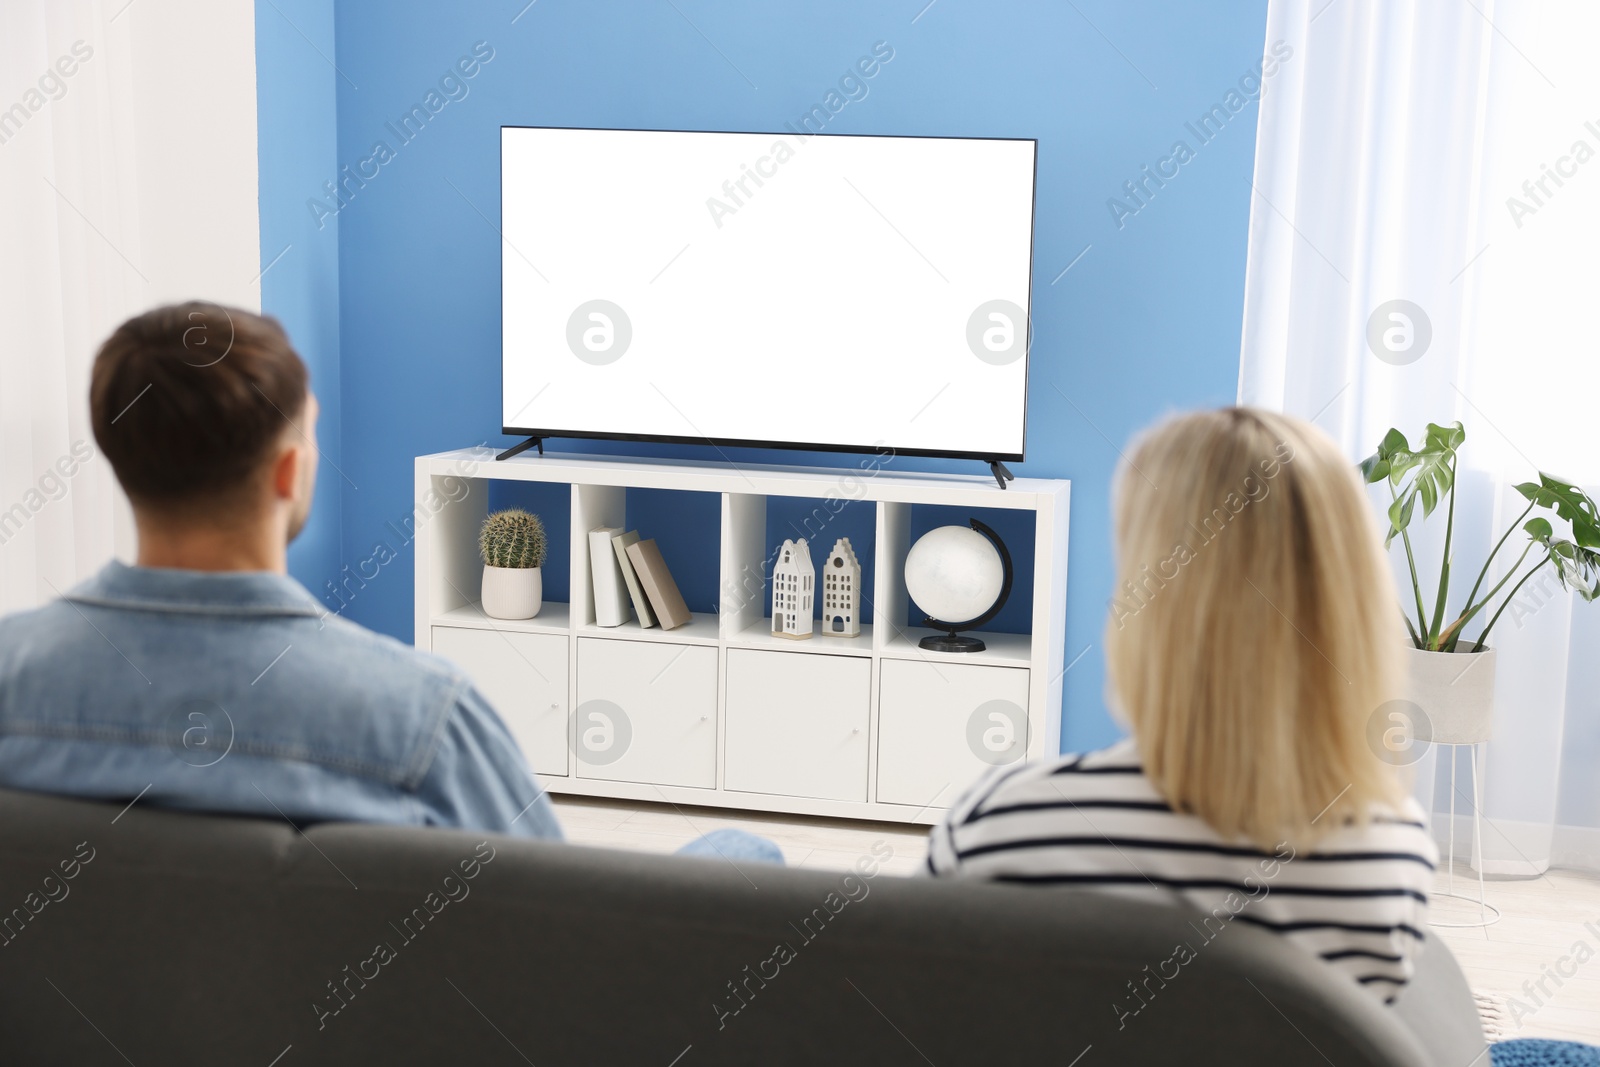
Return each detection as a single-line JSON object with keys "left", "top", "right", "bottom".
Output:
{"left": 821, "top": 537, "right": 861, "bottom": 638}
{"left": 771, "top": 538, "right": 814, "bottom": 639}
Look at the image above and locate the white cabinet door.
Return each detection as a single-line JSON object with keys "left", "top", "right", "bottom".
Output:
{"left": 877, "top": 659, "right": 1029, "bottom": 809}
{"left": 575, "top": 639, "right": 717, "bottom": 789}
{"left": 431, "top": 627, "right": 569, "bottom": 777}
{"left": 724, "top": 650, "right": 870, "bottom": 802}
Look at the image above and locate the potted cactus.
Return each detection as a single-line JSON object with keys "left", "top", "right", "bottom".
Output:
{"left": 479, "top": 508, "right": 548, "bottom": 620}
{"left": 1360, "top": 422, "right": 1600, "bottom": 743}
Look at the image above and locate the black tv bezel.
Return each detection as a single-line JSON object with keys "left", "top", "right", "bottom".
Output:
{"left": 498, "top": 124, "right": 1037, "bottom": 464}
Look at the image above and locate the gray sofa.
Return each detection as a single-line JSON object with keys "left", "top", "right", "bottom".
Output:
{"left": 0, "top": 787, "right": 1486, "bottom": 1066}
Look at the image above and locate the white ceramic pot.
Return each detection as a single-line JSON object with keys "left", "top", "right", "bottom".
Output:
{"left": 482, "top": 564, "right": 542, "bottom": 620}
{"left": 1403, "top": 644, "right": 1496, "bottom": 745}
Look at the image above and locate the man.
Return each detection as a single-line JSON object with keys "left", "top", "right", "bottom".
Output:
{"left": 0, "top": 303, "right": 772, "bottom": 860}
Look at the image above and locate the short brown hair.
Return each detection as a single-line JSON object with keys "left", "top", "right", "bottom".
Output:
{"left": 90, "top": 302, "right": 309, "bottom": 508}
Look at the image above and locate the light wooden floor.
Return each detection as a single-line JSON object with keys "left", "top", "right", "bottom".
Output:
{"left": 551, "top": 795, "right": 1600, "bottom": 1046}
{"left": 1427, "top": 867, "right": 1600, "bottom": 1045}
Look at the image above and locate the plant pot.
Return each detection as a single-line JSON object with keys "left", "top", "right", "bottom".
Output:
{"left": 482, "top": 564, "right": 542, "bottom": 620}
{"left": 1403, "top": 645, "right": 1496, "bottom": 745}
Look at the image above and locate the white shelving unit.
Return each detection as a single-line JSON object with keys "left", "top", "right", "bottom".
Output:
{"left": 415, "top": 447, "right": 1070, "bottom": 825}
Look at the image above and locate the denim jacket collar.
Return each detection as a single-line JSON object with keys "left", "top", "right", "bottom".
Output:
{"left": 66, "top": 561, "right": 325, "bottom": 618}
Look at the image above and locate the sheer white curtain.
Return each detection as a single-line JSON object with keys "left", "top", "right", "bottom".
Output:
{"left": 0, "top": 0, "right": 262, "bottom": 614}
{"left": 1241, "top": 0, "right": 1600, "bottom": 873}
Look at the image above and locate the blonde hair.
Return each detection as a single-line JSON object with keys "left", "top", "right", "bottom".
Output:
{"left": 1105, "top": 407, "right": 1402, "bottom": 847}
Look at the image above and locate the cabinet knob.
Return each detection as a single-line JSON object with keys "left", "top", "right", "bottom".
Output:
{"left": 700, "top": 715, "right": 709, "bottom": 722}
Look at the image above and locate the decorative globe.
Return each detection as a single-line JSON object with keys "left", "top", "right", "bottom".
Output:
{"left": 905, "top": 525, "right": 1005, "bottom": 624}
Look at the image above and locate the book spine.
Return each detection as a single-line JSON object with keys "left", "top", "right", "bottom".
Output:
{"left": 589, "top": 530, "right": 630, "bottom": 626}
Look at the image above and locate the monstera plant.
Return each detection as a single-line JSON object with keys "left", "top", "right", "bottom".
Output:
{"left": 1359, "top": 422, "right": 1600, "bottom": 654}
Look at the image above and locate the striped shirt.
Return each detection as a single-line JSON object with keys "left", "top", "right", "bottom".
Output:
{"left": 925, "top": 738, "right": 1438, "bottom": 1002}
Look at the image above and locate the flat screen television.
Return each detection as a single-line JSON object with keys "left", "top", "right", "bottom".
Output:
{"left": 501, "top": 126, "right": 1036, "bottom": 462}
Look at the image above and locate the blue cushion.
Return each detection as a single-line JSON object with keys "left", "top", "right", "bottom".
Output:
{"left": 1492, "top": 1039, "right": 1600, "bottom": 1067}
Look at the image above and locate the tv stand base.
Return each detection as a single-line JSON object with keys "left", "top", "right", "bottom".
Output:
{"left": 987, "top": 460, "right": 1014, "bottom": 490}
{"left": 496, "top": 436, "right": 545, "bottom": 461}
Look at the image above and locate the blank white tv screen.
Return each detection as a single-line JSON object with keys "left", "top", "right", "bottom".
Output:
{"left": 501, "top": 126, "right": 1036, "bottom": 460}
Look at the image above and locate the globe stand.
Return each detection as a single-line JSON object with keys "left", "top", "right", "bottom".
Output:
{"left": 919, "top": 631, "right": 990, "bottom": 654}
{"left": 916, "top": 518, "right": 1014, "bottom": 654}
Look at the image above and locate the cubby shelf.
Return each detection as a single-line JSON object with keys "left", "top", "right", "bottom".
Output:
{"left": 881, "top": 625, "right": 1034, "bottom": 669}
{"left": 415, "top": 447, "right": 1069, "bottom": 825}
{"left": 434, "top": 600, "right": 572, "bottom": 635}
{"left": 730, "top": 619, "right": 875, "bottom": 657}
{"left": 575, "top": 615, "right": 721, "bottom": 645}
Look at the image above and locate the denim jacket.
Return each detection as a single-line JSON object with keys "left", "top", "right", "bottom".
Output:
{"left": 0, "top": 561, "right": 561, "bottom": 839}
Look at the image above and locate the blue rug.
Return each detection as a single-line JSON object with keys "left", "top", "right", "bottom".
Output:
{"left": 1492, "top": 1040, "right": 1600, "bottom": 1067}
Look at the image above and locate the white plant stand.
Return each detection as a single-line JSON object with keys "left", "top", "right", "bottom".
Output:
{"left": 1428, "top": 742, "right": 1502, "bottom": 929}
{"left": 414, "top": 447, "right": 1071, "bottom": 825}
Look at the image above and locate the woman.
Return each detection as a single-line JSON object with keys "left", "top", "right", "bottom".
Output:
{"left": 926, "top": 407, "right": 1437, "bottom": 1003}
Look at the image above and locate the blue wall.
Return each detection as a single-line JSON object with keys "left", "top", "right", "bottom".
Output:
{"left": 264, "top": 0, "right": 1269, "bottom": 753}
{"left": 256, "top": 0, "right": 344, "bottom": 596}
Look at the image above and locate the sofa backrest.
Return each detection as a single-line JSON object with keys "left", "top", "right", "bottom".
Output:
{"left": 0, "top": 788, "right": 1483, "bottom": 1066}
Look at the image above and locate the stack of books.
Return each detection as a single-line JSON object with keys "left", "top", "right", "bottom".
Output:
{"left": 588, "top": 527, "right": 692, "bottom": 631}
